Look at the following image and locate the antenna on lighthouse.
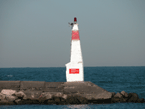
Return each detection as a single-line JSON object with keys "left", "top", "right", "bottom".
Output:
{"left": 66, "top": 17, "right": 84, "bottom": 82}
{"left": 68, "top": 17, "right": 77, "bottom": 27}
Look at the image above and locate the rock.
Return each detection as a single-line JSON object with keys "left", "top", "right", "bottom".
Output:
{"left": 62, "top": 94, "right": 67, "bottom": 100}
{"left": 66, "top": 95, "right": 80, "bottom": 104}
{"left": 1, "top": 89, "right": 16, "bottom": 96}
{"left": 23, "top": 95, "right": 27, "bottom": 100}
{"left": 75, "top": 95, "right": 88, "bottom": 104}
{"left": 15, "top": 99, "right": 21, "bottom": 104}
{"left": 45, "top": 94, "right": 52, "bottom": 100}
{"left": 111, "top": 92, "right": 116, "bottom": 97}
{"left": 22, "top": 91, "right": 31, "bottom": 100}
{"left": 111, "top": 93, "right": 123, "bottom": 103}
{"left": 22, "top": 91, "right": 42, "bottom": 100}
{"left": 16, "top": 99, "right": 39, "bottom": 104}
{"left": 111, "top": 97, "right": 120, "bottom": 103}
{"left": 54, "top": 97, "right": 61, "bottom": 103}
{"left": 114, "top": 93, "right": 123, "bottom": 98}
{"left": 39, "top": 92, "right": 53, "bottom": 103}
{"left": 0, "top": 100, "right": 15, "bottom": 105}
{"left": 122, "top": 98, "right": 128, "bottom": 102}
{"left": 42, "top": 92, "right": 53, "bottom": 99}
{"left": 121, "top": 91, "right": 128, "bottom": 98}
{"left": 128, "top": 93, "right": 139, "bottom": 102}
{"left": 0, "top": 93, "right": 5, "bottom": 100}
{"left": 63, "top": 94, "right": 88, "bottom": 104}
{"left": 39, "top": 92, "right": 65, "bottom": 103}
{"left": 6, "top": 95, "right": 17, "bottom": 102}
{"left": 53, "top": 92, "right": 63, "bottom": 98}
{"left": 39, "top": 92, "right": 67, "bottom": 104}
{"left": 14, "top": 91, "right": 26, "bottom": 98}
{"left": 47, "top": 99, "right": 55, "bottom": 104}
{"left": 138, "top": 98, "right": 144, "bottom": 103}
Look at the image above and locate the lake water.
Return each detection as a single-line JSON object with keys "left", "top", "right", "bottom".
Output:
{"left": 0, "top": 67, "right": 145, "bottom": 109}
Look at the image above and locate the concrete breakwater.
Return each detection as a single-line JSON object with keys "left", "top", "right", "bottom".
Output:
{"left": 0, "top": 81, "right": 144, "bottom": 105}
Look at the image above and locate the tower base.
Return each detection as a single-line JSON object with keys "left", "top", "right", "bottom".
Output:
{"left": 66, "top": 62, "right": 84, "bottom": 82}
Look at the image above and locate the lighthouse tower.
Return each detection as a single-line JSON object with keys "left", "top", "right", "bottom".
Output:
{"left": 66, "top": 17, "right": 84, "bottom": 82}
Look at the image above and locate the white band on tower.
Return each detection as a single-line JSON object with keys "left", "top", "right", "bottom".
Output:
{"left": 72, "top": 24, "right": 79, "bottom": 31}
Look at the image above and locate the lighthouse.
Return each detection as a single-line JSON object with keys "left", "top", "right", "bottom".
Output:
{"left": 66, "top": 17, "right": 84, "bottom": 82}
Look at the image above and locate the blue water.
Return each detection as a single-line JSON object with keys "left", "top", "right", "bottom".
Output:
{"left": 0, "top": 67, "right": 145, "bottom": 109}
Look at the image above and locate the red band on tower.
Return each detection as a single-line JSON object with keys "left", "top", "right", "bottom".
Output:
{"left": 72, "top": 31, "right": 80, "bottom": 40}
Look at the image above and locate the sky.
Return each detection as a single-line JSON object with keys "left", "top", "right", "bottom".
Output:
{"left": 0, "top": 0, "right": 145, "bottom": 68}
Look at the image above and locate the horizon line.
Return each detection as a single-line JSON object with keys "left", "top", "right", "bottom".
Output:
{"left": 0, "top": 66, "right": 145, "bottom": 68}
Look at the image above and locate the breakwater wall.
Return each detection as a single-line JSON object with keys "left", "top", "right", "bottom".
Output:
{"left": 0, "top": 81, "right": 144, "bottom": 105}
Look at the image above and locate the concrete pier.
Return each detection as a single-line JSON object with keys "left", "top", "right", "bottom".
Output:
{"left": 0, "top": 81, "right": 144, "bottom": 105}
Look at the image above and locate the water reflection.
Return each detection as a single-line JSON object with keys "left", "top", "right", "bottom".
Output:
{"left": 66, "top": 105, "right": 91, "bottom": 109}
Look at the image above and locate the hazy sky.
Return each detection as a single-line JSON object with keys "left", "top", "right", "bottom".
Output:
{"left": 0, "top": 0, "right": 145, "bottom": 68}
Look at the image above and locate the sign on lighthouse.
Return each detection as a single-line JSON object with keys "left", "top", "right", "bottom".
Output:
{"left": 66, "top": 17, "right": 84, "bottom": 82}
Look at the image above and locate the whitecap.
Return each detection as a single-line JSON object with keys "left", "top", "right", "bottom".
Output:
{"left": 7, "top": 75, "right": 13, "bottom": 77}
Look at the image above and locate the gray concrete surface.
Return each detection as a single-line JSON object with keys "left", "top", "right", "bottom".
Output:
{"left": 0, "top": 81, "right": 144, "bottom": 105}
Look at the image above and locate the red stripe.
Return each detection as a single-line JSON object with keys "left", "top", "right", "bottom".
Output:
{"left": 72, "top": 31, "right": 80, "bottom": 40}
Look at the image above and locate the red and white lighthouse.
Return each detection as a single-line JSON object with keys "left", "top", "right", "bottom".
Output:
{"left": 66, "top": 17, "right": 84, "bottom": 82}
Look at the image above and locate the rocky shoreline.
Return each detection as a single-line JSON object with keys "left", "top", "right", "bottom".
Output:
{"left": 0, "top": 81, "right": 144, "bottom": 105}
